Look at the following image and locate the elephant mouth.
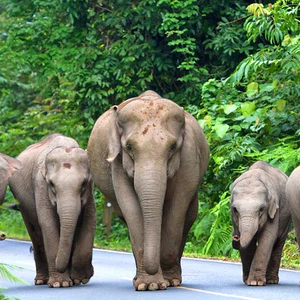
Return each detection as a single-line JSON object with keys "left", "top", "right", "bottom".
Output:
{"left": 233, "top": 235, "right": 240, "bottom": 242}
{"left": 232, "top": 235, "right": 240, "bottom": 250}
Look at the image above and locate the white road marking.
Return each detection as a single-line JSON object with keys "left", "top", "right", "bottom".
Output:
{"left": 175, "top": 286, "right": 261, "bottom": 300}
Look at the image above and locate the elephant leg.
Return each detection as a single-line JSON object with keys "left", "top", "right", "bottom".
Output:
{"left": 246, "top": 226, "right": 277, "bottom": 286}
{"left": 239, "top": 239, "right": 256, "bottom": 284}
{"left": 160, "top": 190, "right": 197, "bottom": 286}
{"left": 37, "top": 204, "right": 73, "bottom": 288}
{"left": 20, "top": 210, "right": 48, "bottom": 285}
{"left": 179, "top": 195, "right": 198, "bottom": 258}
{"left": 71, "top": 202, "right": 96, "bottom": 285}
{"left": 266, "top": 221, "right": 289, "bottom": 284}
{"left": 111, "top": 164, "right": 168, "bottom": 291}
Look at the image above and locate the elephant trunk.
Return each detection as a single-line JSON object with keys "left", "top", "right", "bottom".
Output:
{"left": 56, "top": 198, "right": 81, "bottom": 273}
{"left": 239, "top": 214, "right": 258, "bottom": 249}
{"left": 134, "top": 160, "right": 167, "bottom": 275}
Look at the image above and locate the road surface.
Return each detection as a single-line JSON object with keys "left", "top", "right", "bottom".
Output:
{"left": 0, "top": 239, "right": 299, "bottom": 299}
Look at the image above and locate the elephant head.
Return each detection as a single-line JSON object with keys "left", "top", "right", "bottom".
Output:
{"left": 230, "top": 169, "right": 279, "bottom": 249}
{"left": 0, "top": 153, "right": 22, "bottom": 204}
{"left": 41, "top": 147, "right": 93, "bottom": 273}
{"left": 107, "top": 91, "right": 185, "bottom": 275}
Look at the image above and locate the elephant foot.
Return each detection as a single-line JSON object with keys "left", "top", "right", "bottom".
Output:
{"left": 162, "top": 264, "right": 182, "bottom": 287}
{"left": 133, "top": 272, "right": 169, "bottom": 291}
{"left": 34, "top": 273, "right": 48, "bottom": 285}
{"left": 48, "top": 273, "right": 73, "bottom": 288}
{"left": 266, "top": 275, "right": 279, "bottom": 284}
{"left": 71, "top": 264, "right": 94, "bottom": 285}
{"left": 245, "top": 275, "right": 266, "bottom": 286}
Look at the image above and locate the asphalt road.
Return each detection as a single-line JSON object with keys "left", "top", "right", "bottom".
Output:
{"left": 0, "top": 239, "right": 299, "bottom": 300}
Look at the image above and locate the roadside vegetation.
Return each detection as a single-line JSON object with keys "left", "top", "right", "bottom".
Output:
{"left": 0, "top": 0, "right": 299, "bottom": 270}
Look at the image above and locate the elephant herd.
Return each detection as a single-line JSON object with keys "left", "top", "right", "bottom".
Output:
{"left": 0, "top": 90, "right": 299, "bottom": 291}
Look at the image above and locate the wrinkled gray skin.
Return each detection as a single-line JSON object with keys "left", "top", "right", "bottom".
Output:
{"left": 0, "top": 153, "right": 22, "bottom": 205}
{"left": 231, "top": 161, "right": 291, "bottom": 286}
{"left": 286, "top": 166, "right": 300, "bottom": 248}
{"left": 9, "top": 134, "right": 96, "bottom": 288}
{"left": 0, "top": 153, "right": 22, "bottom": 241}
{"left": 87, "top": 91, "right": 209, "bottom": 291}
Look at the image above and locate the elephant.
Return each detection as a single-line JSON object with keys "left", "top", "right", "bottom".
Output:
{"left": 0, "top": 153, "right": 22, "bottom": 241}
{"left": 87, "top": 90, "right": 210, "bottom": 291}
{"left": 286, "top": 165, "right": 300, "bottom": 247}
{"left": 0, "top": 153, "right": 22, "bottom": 205}
{"left": 9, "top": 134, "right": 96, "bottom": 288}
{"left": 230, "top": 161, "right": 291, "bottom": 286}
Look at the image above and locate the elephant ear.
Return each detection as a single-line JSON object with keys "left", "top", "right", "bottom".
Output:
{"left": 167, "top": 108, "right": 185, "bottom": 178}
{"left": 268, "top": 189, "right": 279, "bottom": 219}
{"left": 265, "top": 175, "right": 279, "bottom": 219}
{"left": 107, "top": 106, "right": 121, "bottom": 163}
{"left": 81, "top": 173, "right": 94, "bottom": 206}
{"left": 230, "top": 190, "right": 241, "bottom": 250}
{"left": 167, "top": 129, "right": 184, "bottom": 178}
{"left": 40, "top": 163, "right": 47, "bottom": 178}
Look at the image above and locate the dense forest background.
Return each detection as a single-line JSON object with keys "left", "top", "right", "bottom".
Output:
{"left": 0, "top": 0, "right": 299, "bottom": 265}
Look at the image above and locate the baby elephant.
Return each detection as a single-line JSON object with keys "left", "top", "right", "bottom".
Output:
{"left": 230, "top": 161, "right": 291, "bottom": 286}
{"left": 9, "top": 134, "right": 96, "bottom": 288}
{"left": 286, "top": 166, "right": 300, "bottom": 247}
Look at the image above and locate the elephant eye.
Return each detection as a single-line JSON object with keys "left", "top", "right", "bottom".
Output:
{"left": 126, "top": 143, "right": 132, "bottom": 152}
{"left": 232, "top": 206, "right": 238, "bottom": 214}
{"left": 49, "top": 180, "right": 56, "bottom": 193}
{"left": 170, "top": 142, "right": 177, "bottom": 152}
{"left": 82, "top": 179, "right": 88, "bottom": 190}
{"left": 259, "top": 206, "right": 265, "bottom": 216}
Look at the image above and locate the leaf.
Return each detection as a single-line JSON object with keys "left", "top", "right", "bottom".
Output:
{"left": 276, "top": 100, "right": 286, "bottom": 111}
{"left": 223, "top": 104, "right": 237, "bottom": 115}
{"left": 214, "top": 123, "right": 229, "bottom": 139}
{"left": 0, "top": 264, "right": 28, "bottom": 285}
{"left": 246, "top": 82, "right": 258, "bottom": 97}
{"left": 241, "top": 102, "right": 256, "bottom": 117}
{"left": 259, "top": 83, "right": 274, "bottom": 93}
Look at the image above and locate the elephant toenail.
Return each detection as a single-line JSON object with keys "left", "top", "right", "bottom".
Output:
{"left": 137, "top": 283, "right": 147, "bottom": 291}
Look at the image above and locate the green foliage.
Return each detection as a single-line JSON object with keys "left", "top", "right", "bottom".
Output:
{"left": 0, "top": 263, "right": 27, "bottom": 299}
{"left": 0, "top": 192, "right": 29, "bottom": 240}
{"left": 0, "top": 264, "right": 27, "bottom": 286}
{"left": 186, "top": 0, "right": 300, "bottom": 259}
{"left": 91, "top": 190, "right": 131, "bottom": 251}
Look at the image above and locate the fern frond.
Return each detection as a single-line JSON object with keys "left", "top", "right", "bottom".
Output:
{"left": 0, "top": 264, "right": 28, "bottom": 285}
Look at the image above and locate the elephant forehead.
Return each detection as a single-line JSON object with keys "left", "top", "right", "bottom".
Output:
{"left": 118, "top": 99, "right": 184, "bottom": 124}
{"left": 46, "top": 147, "right": 88, "bottom": 166}
{"left": 233, "top": 177, "right": 267, "bottom": 197}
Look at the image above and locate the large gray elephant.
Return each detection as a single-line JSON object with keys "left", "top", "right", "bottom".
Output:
{"left": 286, "top": 166, "right": 300, "bottom": 247}
{"left": 0, "top": 153, "right": 22, "bottom": 205}
{"left": 9, "top": 134, "right": 96, "bottom": 288}
{"left": 231, "top": 161, "right": 291, "bottom": 286}
{"left": 87, "top": 90, "right": 210, "bottom": 291}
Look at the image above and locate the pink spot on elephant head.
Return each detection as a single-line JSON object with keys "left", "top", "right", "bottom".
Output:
{"left": 63, "top": 163, "right": 71, "bottom": 169}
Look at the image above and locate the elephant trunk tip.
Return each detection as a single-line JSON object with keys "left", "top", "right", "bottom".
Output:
{"left": 145, "top": 264, "right": 159, "bottom": 276}
{"left": 144, "top": 252, "right": 160, "bottom": 275}
{"left": 232, "top": 235, "right": 240, "bottom": 250}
